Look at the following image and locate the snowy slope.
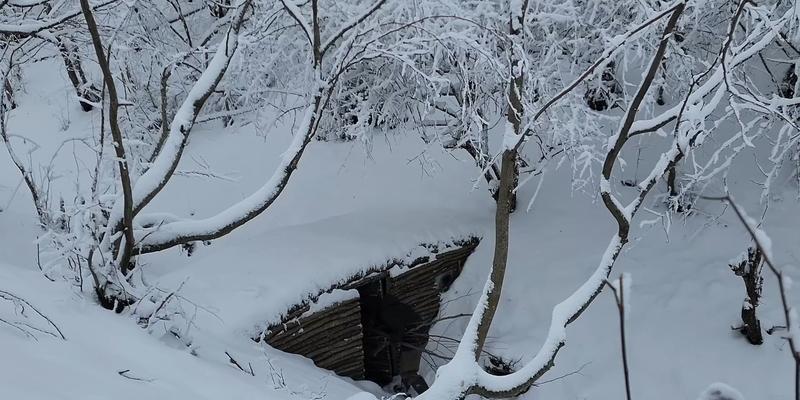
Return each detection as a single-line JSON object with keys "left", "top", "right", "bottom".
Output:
{"left": 0, "top": 263, "right": 375, "bottom": 400}
{"left": 432, "top": 168, "right": 800, "bottom": 399}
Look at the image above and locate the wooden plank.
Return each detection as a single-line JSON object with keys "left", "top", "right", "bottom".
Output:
{"left": 266, "top": 304, "right": 361, "bottom": 341}
{"left": 265, "top": 296, "right": 364, "bottom": 380}
{"left": 279, "top": 325, "right": 363, "bottom": 354}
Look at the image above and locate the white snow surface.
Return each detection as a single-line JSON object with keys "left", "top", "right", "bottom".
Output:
{"left": 2, "top": 52, "right": 800, "bottom": 400}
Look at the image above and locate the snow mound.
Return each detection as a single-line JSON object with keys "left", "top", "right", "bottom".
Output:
{"left": 156, "top": 207, "right": 489, "bottom": 338}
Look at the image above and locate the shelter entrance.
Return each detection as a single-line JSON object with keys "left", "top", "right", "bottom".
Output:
{"left": 257, "top": 238, "right": 479, "bottom": 394}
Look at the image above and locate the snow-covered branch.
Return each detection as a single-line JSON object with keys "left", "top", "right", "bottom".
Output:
{"left": 511, "top": 0, "right": 686, "bottom": 152}
{"left": 0, "top": 0, "right": 119, "bottom": 36}
{"left": 102, "top": 1, "right": 251, "bottom": 252}
{"left": 134, "top": 91, "right": 328, "bottom": 254}
{"left": 320, "top": 0, "right": 387, "bottom": 58}
{"left": 279, "top": 0, "right": 313, "bottom": 48}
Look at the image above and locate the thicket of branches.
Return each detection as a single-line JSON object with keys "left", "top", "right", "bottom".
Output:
{"left": 3, "top": 0, "right": 800, "bottom": 398}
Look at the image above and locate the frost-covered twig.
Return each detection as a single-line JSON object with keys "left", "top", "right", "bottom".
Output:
{"left": 510, "top": 0, "right": 687, "bottom": 152}
{"left": 117, "top": 369, "right": 154, "bottom": 382}
{"left": 320, "top": 0, "right": 387, "bottom": 57}
{"left": 0, "top": 0, "right": 119, "bottom": 37}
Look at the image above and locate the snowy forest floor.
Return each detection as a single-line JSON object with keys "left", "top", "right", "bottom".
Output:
{"left": 2, "top": 58, "right": 800, "bottom": 400}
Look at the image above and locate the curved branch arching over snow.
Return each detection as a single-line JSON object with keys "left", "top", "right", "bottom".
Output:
{"left": 128, "top": 0, "right": 388, "bottom": 255}
{"left": 133, "top": 90, "right": 327, "bottom": 254}
{"left": 102, "top": 1, "right": 251, "bottom": 249}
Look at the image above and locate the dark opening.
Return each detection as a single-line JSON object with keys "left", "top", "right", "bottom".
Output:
{"left": 358, "top": 276, "right": 393, "bottom": 385}
{"left": 358, "top": 275, "right": 430, "bottom": 394}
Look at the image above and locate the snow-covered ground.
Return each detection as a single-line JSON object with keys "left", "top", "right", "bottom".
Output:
{"left": 2, "top": 55, "right": 799, "bottom": 400}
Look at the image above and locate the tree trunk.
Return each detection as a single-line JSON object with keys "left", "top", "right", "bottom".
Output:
{"left": 80, "top": 0, "right": 137, "bottom": 295}
{"left": 472, "top": 0, "right": 528, "bottom": 355}
{"left": 57, "top": 39, "right": 99, "bottom": 112}
{"left": 730, "top": 247, "right": 764, "bottom": 345}
{"left": 474, "top": 148, "right": 516, "bottom": 357}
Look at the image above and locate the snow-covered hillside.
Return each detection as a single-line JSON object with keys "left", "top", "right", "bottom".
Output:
{"left": 3, "top": 1, "right": 800, "bottom": 399}
{"left": 2, "top": 51, "right": 799, "bottom": 399}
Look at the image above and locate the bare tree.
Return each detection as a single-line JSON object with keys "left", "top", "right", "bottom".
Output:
{"left": 2, "top": 0, "right": 393, "bottom": 309}
{"left": 416, "top": 0, "right": 800, "bottom": 397}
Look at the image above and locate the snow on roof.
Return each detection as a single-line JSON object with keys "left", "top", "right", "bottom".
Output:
{"left": 157, "top": 206, "right": 488, "bottom": 338}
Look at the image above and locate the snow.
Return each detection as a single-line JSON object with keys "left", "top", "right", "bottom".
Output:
{"left": 428, "top": 167, "right": 800, "bottom": 399}
{"left": 0, "top": 264, "right": 368, "bottom": 400}
{"left": 1, "top": 52, "right": 493, "bottom": 400}
{"left": 502, "top": 121, "right": 520, "bottom": 150}
{"left": 306, "top": 289, "right": 359, "bottom": 314}
{"left": 698, "top": 383, "right": 745, "bottom": 400}
{"left": 4, "top": 16, "right": 800, "bottom": 400}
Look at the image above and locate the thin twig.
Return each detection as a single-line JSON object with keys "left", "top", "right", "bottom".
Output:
{"left": 225, "top": 351, "right": 255, "bottom": 376}
{"left": 605, "top": 277, "right": 632, "bottom": 400}
{"left": 0, "top": 289, "right": 65, "bottom": 339}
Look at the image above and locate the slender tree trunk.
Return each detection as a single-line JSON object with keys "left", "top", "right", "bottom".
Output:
{"left": 473, "top": 3, "right": 685, "bottom": 395}
{"left": 474, "top": 148, "right": 516, "bottom": 357}
{"left": 79, "top": 0, "right": 137, "bottom": 300}
{"left": 473, "top": 0, "right": 528, "bottom": 356}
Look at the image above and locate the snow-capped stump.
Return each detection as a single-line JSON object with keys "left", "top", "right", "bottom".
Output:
{"left": 729, "top": 247, "right": 765, "bottom": 345}
{"left": 257, "top": 237, "right": 480, "bottom": 393}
